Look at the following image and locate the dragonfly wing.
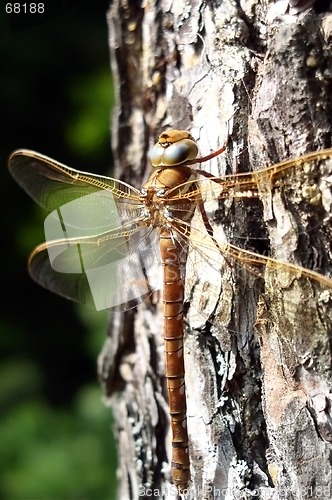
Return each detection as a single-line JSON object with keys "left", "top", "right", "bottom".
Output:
{"left": 29, "top": 244, "right": 94, "bottom": 305}
{"left": 184, "top": 198, "right": 233, "bottom": 329}
{"left": 9, "top": 150, "right": 162, "bottom": 310}
{"left": 29, "top": 226, "right": 161, "bottom": 311}
{"left": 168, "top": 177, "right": 332, "bottom": 328}
{"left": 8, "top": 149, "right": 142, "bottom": 212}
{"left": 185, "top": 224, "right": 332, "bottom": 330}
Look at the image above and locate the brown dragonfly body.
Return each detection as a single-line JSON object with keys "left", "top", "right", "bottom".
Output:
{"left": 8, "top": 130, "right": 332, "bottom": 492}
{"left": 141, "top": 132, "right": 204, "bottom": 489}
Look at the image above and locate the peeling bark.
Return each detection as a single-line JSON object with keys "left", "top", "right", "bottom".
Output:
{"left": 99, "top": 2, "right": 332, "bottom": 499}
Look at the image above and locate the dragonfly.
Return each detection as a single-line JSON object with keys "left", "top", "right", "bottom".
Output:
{"left": 8, "top": 130, "right": 332, "bottom": 491}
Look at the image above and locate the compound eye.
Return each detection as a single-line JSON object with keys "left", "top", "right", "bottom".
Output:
{"left": 149, "top": 143, "right": 165, "bottom": 166}
{"left": 149, "top": 138, "right": 198, "bottom": 167}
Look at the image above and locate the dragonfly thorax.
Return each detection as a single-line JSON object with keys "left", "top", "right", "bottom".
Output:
{"left": 139, "top": 180, "right": 196, "bottom": 229}
{"left": 139, "top": 186, "right": 171, "bottom": 227}
{"left": 142, "top": 164, "right": 197, "bottom": 192}
{"left": 140, "top": 162, "right": 199, "bottom": 229}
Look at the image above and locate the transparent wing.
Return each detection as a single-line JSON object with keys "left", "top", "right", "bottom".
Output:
{"left": 8, "top": 149, "right": 142, "bottom": 211}
{"left": 9, "top": 150, "right": 161, "bottom": 310}
{"left": 28, "top": 226, "right": 161, "bottom": 311}
{"left": 166, "top": 147, "right": 332, "bottom": 203}
{"left": 165, "top": 152, "right": 332, "bottom": 327}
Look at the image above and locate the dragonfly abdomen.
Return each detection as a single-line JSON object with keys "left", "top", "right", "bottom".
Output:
{"left": 160, "top": 228, "right": 190, "bottom": 491}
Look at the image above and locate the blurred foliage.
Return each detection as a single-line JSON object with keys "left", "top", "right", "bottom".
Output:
{"left": 66, "top": 70, "right": 114, "bottom": 156}
{"left": 0, "top": 1, "right": 118, "bottom": 498}
{"left": 0, "top": 387, "right": 117, "bottom": 499}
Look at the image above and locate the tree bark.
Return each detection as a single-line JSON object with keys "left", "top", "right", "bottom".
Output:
{"left": 99, "top": 1, "right": 332, "bottom": 499}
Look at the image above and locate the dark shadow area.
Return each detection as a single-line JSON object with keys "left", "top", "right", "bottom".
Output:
{"left": 0, "top": 2, "right": 117, "bottom": 498}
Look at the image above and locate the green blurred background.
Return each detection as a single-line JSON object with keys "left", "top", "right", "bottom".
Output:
{"left": 1, "top": 2, "right": 118, "bottom": 498}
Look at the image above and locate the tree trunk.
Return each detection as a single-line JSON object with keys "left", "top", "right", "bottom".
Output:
{"left": 99, "top": 1, "right": 332, "bottom": 499}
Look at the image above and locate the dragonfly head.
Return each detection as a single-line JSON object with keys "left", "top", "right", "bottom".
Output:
{"left": 149, "top": 129, "right": 198, "bottom": 168}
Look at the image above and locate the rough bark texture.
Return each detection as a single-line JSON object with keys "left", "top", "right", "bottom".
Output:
{"left": 99, "top": 1, "right": 332, "bottom": 499}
